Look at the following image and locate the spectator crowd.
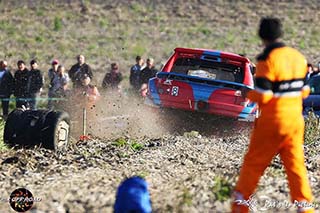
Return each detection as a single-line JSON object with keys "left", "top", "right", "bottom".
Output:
{"left": 0, "top": 54, "right": 158, "bottom": 119}
{"left": 1, "top": 52, "right": 319, "bottom": 120}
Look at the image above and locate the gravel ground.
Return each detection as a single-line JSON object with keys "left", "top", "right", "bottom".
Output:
{"left": 1, "top": 1, "right": 320, "bottom": 212}
{"left": 0, "top": 113, "right": 319, "bottom": 212}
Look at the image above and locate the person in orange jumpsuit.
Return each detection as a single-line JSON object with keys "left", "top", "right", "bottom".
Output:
{"left": 231, "top": 18, "right": 314, "bottom": 213}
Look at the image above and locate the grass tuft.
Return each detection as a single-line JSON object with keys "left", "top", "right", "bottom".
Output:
{"left": 35, "top": 35, "right": 44, "bottom": 43}
{"left": 130, "top": 141, "right": 144, "bottom": 151}
{"left": 53, "top": 16, "right": 63, "bottom": 31}
{"left": 112, "top": 137, "right": 127, "bottom": 147}
{"left": 136, "top": 171, "right": 149, "bottom": 178}
{"left": 179, "top": 188, "right": 193, "bottom": 206}
{"left": 211, "top": 176, "right": 233, "bottom": 202}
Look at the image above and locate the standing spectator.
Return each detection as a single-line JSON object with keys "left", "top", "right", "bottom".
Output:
{"left": 47, "top": 59, "right": 60, "bottom": 108}
{"left": 310, "top": 61, "right": 320, "bottom": 78}
{"left": 14, "top": 60, "right": 29, "bottom": 108}
{"left": 48, "top": 59, "right": 59, "bottom": 83}
{"left": 28, "top": 59, "right": 44, "bottom": 110}
{"left": 129, "top": 56, "right": 144, "bottom": 90}
{"left": 0, "top": 60, "right": 14, "bottom": 119}
{"left": 140, "top": 58, "right": 158, "bottom": 85}
{"left": 69, "top": 73, "right": 100, "bottom": 135}
{"left": 306, "top": 63, "right": 314, "bottom": 81}
{"left": 68, "top": 55, "right": 93, "bottom": 88}
{"left": 48, "top": 65, "right": 70, "bottom": 109}
{"left": 73, "top": 73, "right": 100, "bottom": 108}
{"left": 139, "top": 58, "right": 158, "bottom": 97}
{"left": 102, "top": 62, "right": 123, "bottom": 92}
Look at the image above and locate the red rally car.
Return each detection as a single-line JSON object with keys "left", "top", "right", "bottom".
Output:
{"left": 146, "top": 47, "right": 258, "bottom": 121}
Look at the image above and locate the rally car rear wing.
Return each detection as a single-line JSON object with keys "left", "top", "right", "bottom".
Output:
{"left": 156, "top": 72, "right": 254, "bottom": 91}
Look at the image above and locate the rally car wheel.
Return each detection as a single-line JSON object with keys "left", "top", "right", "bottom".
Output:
{"left": 42, "top": 111, "right": 70, "bottom": 150}
{"left": 55, "top": 120, "right": 69, "bottom": 150}
{"left": 3, "top": 109, "right": 70, "bottom": 151}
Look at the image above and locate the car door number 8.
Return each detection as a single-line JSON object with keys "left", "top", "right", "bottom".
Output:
{"left": 171, "top": 86, "right": 179, "bottom": 96}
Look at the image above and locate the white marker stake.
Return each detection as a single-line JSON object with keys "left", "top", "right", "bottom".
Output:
{"left": 83, "top": 107, "right": 87, "bottom": 136}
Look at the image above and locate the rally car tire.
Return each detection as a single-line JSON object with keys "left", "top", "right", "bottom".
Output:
{"left": 40, "top": 110, "right": 70, "bottom": 150}
{"left": 3, "top": 109, "right": 70, "bottom": 150}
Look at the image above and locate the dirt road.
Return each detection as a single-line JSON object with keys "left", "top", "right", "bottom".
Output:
{"left": 0, "top": 110, "right": 319, "bottom": 212}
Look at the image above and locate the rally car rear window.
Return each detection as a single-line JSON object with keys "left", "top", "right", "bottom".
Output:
{"left": 170, "top": 57, "right": 244, "bottom": 83}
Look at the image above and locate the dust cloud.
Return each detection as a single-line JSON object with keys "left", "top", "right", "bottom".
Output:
{"left": 60, "top": 89, "right": 253, "bottom": 139}
{"left": 66, "top": 90, "right": 169, "bottom": 139}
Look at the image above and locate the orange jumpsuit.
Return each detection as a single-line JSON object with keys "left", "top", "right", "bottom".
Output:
{"left": 232, "top": 42, "right": 314, "bottom": 213}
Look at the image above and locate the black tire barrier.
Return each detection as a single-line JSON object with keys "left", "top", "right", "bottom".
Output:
{"left": 4, "top": 109, "right": 70, "bottom": 150}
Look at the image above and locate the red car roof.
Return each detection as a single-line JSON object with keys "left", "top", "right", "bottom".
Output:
{"left": 174, "top": 47, "right": 250, "bottom": 63}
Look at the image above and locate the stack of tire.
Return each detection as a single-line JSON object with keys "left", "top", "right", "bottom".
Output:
{"left": 4, "top": 109, "right": 70, "bottom": 150}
